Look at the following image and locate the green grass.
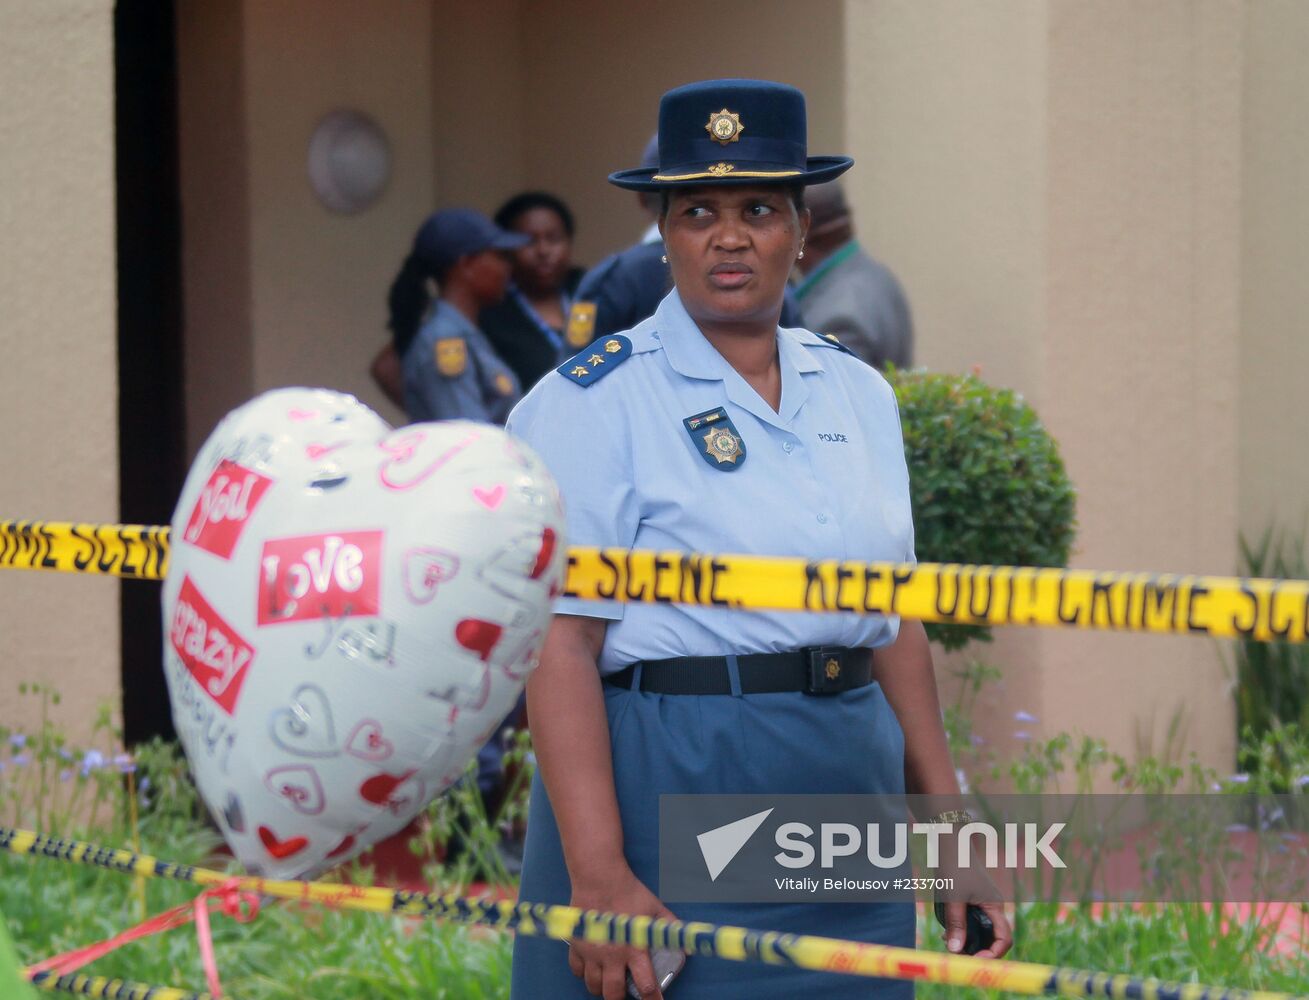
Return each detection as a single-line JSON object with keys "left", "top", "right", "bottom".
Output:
{"left": 8, "top": 829, "right": 1308, "bottom": 999}
{"left": 3, "top": 692, "right": 1308, "bottom": 999}
{"left": 1, "top": 815, "right": 512, "bottom": 999}
{"left": 917, "top": 903, "right": 1309, "bottom": 999}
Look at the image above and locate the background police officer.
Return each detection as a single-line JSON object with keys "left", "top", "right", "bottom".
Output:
{"left": 386, "top": 208, "right": 529, "bottom": 424}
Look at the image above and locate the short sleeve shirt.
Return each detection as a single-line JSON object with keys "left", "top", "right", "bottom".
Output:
{"left": 402, "top": 299, "right": 521, "bottom": 424}
{"left": 506, "top": 290, "right": 916, "bottom": 675}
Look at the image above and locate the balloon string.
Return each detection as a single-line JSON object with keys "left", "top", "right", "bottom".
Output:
{"left": 25, "top": 878, "right": 258, "bottom": 995}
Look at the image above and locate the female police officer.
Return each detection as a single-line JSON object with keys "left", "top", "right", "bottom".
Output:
{"left": 505, "top": 79, "right": 1012, "bottom": 999}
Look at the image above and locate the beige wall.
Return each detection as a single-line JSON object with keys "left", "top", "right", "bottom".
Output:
{"left": 1039, "top": 0, "right": 1241, "bottom": 767}
{"left": 1240, "top": 0, "right": 1309, "bottom": 543}
{"left": 846, "top": 0, "right": 1241, "bottom": 773}
{"left": 430, "top": 0, "right": 527, "bottom": 212}
{"left": 0, "top": 2, "right": 120, "bottom": 743}
{"left": 243, "top": 0, "right": 435, "bottom": 431}
{"left": 843, "top": 0, "right": 1049, "bottom": 396}
{"left": 180, "top": 0, "right": 436, "bottom": 443}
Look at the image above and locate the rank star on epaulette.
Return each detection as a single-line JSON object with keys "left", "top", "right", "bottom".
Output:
{"left": 557, "top": 334, "right": 632, "bottom": 387}
{"left": 682, "top": 406, "right": 747, "bottom": 471}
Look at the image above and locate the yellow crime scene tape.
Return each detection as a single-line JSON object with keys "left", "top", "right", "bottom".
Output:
{"left": 4, "top": 520, "right": 1309, "bottom": 642}
{"left": 27, "top": 970, "right": 210, "bottom": 1000}
{"left": 0, "top": 521, "right": 168, "bottom": 581}
{"left": 1, "top": 826, "right": 1302, "bottom": 1000}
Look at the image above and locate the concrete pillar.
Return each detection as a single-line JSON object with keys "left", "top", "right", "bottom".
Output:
{"left": 1240, "top": 1, "right": 1309, "bottom": 538}
{"left": 844, "top": 0, "right": 1242, "bottom": 773}
{"left": 179, "top": 0, "right": 437, "bottom": 442}
{"left": 0, "top": 1, "right": 120, "bottom": 745}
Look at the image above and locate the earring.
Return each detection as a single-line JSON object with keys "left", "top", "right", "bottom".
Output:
{"left": 798, "top": 250, "right": 805, "bottom": 260}
{"left": 661, "top": 254, "right": 668, "bottom": 264}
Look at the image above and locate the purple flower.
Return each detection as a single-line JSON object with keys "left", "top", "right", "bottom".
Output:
{"left": 80, "top": 750, "right": 105, "bottom": 776}
{"left": 13, "top": 753, "right": 30, "bottom": 767}
{"left": 1227, "top": 773, "right": 1251, "bottom": 785}
{"left": 1013, "top": 731, "right": 1032, "bottom": 742}
{"left": 59, "top": 748, "right": 73, "bottom": 761}
{"left": 59, "top": 769, "right": 72, "bottom": 783}
{"left": 9, "top": 734, "right": 26, "bottom": 749}
{"left": 1296, "top": 775, "right": 1309, "bottom": 788}
{"left": 1014, "top": 710, "right": 1038, "bottom": 723}
{"left": 970, "top": 734, "right": 986, "bottom": 747}
{"left": 113, "top": 753, "right": 136, "bottom": 774}
{"left": 138, "top": 776, "right": 151, "bottom": 793}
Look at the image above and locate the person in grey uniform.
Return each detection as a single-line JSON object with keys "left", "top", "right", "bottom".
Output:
{"left": 508, "top": 79, "right": 1010, "bottom": 1000}
{"left": 793, "top": 180, "right": 913, "bottom": 370}
{"left": 388, "top": 208, "right": 529, "bottom": 424}
{"left": 566, "top": 135, "right": 805, "bottom": 352}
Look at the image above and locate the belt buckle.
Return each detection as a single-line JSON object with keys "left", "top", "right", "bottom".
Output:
{"left": 804, "top": 646, "right": 847, "bottom": 695}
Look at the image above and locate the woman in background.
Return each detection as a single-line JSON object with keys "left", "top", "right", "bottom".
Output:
{"left": 386, "top": 207, "right": 527, "bottom": 424}
{"left": 479, "top": 191, "right": 586, "bottom": 390}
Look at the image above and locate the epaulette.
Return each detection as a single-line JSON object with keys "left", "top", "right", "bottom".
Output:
{"left": 557, "top": 334, "right": 633, "bottom": 387}
{"left": 816, "top": 332, "right": 856, "bottom": 356}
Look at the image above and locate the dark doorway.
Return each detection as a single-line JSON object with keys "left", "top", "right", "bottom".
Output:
{"left": 115, "top": 0, "right": 185, "bottom": 745}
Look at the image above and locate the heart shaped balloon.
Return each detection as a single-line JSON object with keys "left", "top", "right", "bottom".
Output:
{"left": 161, "top": 388, "right": 565, "bottom": 878}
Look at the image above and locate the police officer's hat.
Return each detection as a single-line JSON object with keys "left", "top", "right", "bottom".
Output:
{"left": 609, "top": 79, "right": 852, "bottom": 192}
{"left": 412, "top": 208, "right": 530, "bottom": 274}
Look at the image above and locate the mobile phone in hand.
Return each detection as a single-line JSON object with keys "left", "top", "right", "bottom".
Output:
{"left": 626, "top": 948, "right": 685, "bottom": 998}
{"left": 933, "top": 901, "right": 996, "bottom": 955}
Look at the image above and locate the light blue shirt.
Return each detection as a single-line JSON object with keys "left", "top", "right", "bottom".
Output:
{"left": 403, "top": 299, "right": 520, "bottom": 424}
{"left": 506, "top": 290, "right": 916, "bottom": 675}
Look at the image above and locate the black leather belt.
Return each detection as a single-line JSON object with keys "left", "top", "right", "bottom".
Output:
{"left": 603, "top": 646, "right": 873, "bottom": 696}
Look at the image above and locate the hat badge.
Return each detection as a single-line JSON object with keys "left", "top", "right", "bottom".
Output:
{"left": 705, "top": 108, "right": 744, "bottom": 146}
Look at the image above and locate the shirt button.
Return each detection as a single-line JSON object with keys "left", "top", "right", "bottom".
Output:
{"left": 783, "top": 441, "right": 794, "bottom": 453}
{"left": 817, "top": 513, "right": 828, "bottom": 524}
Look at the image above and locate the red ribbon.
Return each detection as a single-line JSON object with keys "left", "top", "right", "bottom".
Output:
{"left": 26, "top": 879, "right": 259, "bottom": 997}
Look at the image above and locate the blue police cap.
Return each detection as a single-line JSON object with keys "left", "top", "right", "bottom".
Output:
{"left": 609, "top": 79, "right": 852, "bottom": 191}
{"left": 412, "top": 208, "right": 530, "bottom": 273}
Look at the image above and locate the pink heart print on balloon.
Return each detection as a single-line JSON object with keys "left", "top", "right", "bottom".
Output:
{"left": 161, "top": 388, "right": 566, "bottom": 879}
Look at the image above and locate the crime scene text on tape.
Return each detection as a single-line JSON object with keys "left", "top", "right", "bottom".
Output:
{"left": 4, "top": 521, "right": 1309, "bottom": 642}
{"left": 0, "top": 522, "right": 168, "bottom": 581}
{"left": 1, "top": 826, "right": 1301, "bottom": 1000}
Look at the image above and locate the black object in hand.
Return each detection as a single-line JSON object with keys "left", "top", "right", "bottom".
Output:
{"left": 933, "top": 901, "right": 996, "bottom": 955}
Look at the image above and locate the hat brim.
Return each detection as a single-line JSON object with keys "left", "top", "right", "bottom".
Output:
{"left": 488, "top": 231, "right": 532, "bottom": 250}
{"left": 608, "top": 155, "right": 852, "bottom": 192}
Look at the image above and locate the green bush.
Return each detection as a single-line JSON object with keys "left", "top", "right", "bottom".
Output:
{"left": 889, "top": 368, "right": 1077, "bottom": 650}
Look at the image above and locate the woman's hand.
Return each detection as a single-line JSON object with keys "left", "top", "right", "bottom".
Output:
{"left": 938, "top": 900, "right": 1012, "bottom": 959}
{"left": 567, "top": 863, "right": 679, "bottom": 1000}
